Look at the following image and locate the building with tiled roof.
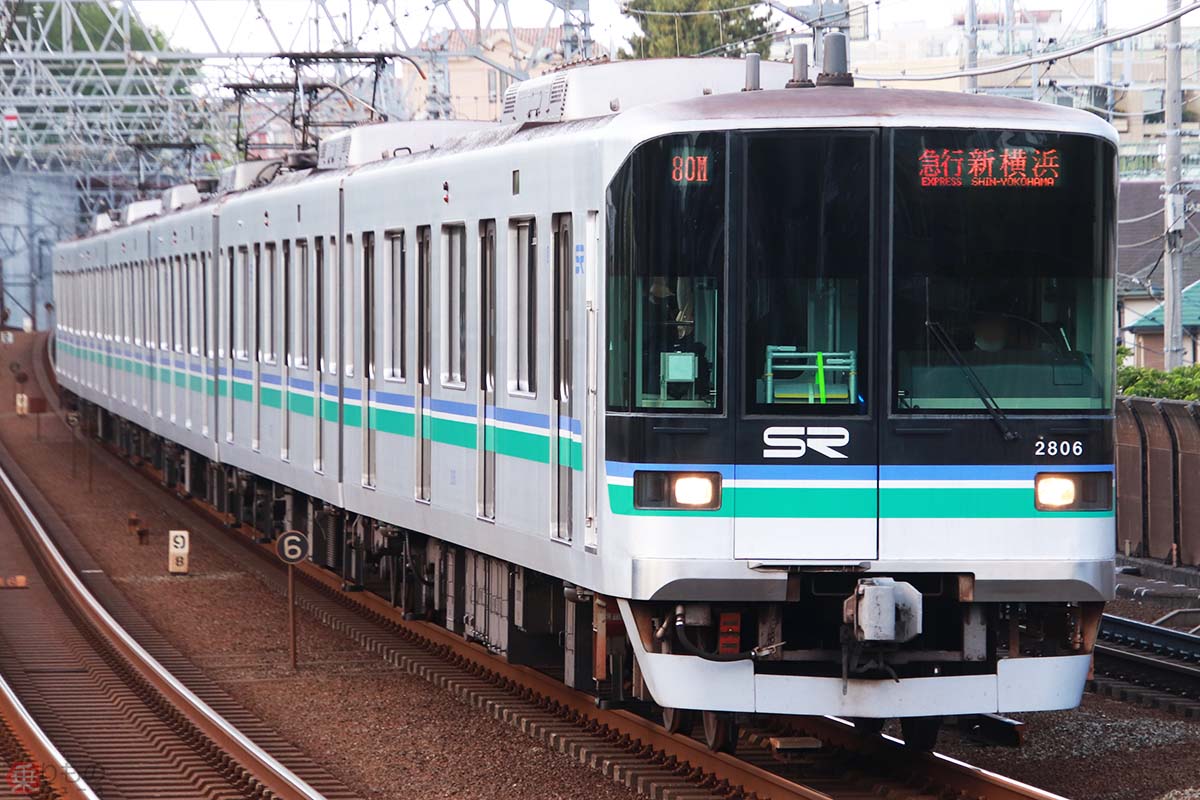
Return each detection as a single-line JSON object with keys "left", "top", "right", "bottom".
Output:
{"left": 1126, "top": 279, "right": 1200, "bottom": 368}
{"left": 1118, "top": 181, "right": 1200, "bottom": 368}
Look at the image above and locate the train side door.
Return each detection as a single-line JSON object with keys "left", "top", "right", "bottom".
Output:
{"left": 252, "top": 244, "right": 263, "bottom": 451}
{"left": 362, "top": 232, "right": 376, "bottom": 488}
{"left": 733, "top": 130, "right": 879, "bottom": 561}
{"left": 552, "top": 214, "right": 574, "bottom": 542}
{"left": 478, "top": 220, "right": 497, "bottom": 520}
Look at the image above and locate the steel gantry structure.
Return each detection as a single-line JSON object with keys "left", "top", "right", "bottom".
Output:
{"left": 0, "top": 0, "right": 594, "bottom": 329}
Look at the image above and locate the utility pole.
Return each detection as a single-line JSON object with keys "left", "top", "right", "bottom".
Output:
{"left": 1164, "top": 0, "right": 1185, "bottom": 369}
{"left": 1005, "top": 0, "right": 1015, "bottom": 54}
{"left": 1095, "top": 0, "right": 1111, "bottom": 120}
{"left": 965, "top": 0, "right": 978, "bottom": 93}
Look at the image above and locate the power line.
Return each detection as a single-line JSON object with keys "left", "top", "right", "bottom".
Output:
{"left": 858, "top": 2, "right": 1200, "bottom": 82}
{"left": 622, "top": 3, "right": 763, "bottom": 18}
{"left": 1121, "top": 207, "right": 1162, "bottom": 225}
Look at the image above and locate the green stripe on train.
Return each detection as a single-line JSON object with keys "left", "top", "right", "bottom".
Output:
{"left": 608, "top": 484, "right": 1116, "bottom": 519}
{"left": 880, "top": 487, "right": 1114, "bottom": 518}
{"left": 66, "top": 342, "right": 580, "bottom": 470}
{"left": 607, "top": 485, "right": 877, "bottom": 518}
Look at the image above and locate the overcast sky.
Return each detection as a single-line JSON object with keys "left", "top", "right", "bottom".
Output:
{"left": 131, "top": 0, "right": 1181, "bottom": 58}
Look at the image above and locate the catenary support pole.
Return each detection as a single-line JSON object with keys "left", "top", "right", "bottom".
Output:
{"left": 1164, "top": 0, "right": 1184, "bottom": 369}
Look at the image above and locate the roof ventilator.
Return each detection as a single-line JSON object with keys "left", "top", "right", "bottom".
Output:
{"left": 816, "top": 31, "right": 854, "bottom": 87}
{"left": 786, "top": 43, "right": 815, "bottom": 89}
{"left": 743, "top": 52, "right": 761, "bottom": 91}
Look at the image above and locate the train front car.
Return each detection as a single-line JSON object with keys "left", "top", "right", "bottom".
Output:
{"left": 603, "top": 88, "right": 1116, "bottom": 749}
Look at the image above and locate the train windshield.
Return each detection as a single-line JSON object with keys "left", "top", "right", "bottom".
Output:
{"left": 743, "top": 130, "right": 873, "bottom": 415}
{"left": 891, "top": 129, "right": 1115, "bottom": 413}
{"left": 606, "top": 132, "right": 725, "bottom": 413}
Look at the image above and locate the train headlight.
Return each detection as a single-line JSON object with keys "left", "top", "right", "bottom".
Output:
{"left": 1034, "top": 472, "right": 1113, "bottom": 512}
{"left": 673, "top": 475, "right": 716, "bottom": 507}
{"left": 1035, "top": 475, "right": 1076, "bottom": 509}
{"left": 633, "top": 471, "right": 722, "bottom": 510}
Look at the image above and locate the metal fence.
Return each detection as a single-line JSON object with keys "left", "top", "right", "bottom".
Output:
{"left": 1117, "top": 398, "right": 1200, "bottom": 565}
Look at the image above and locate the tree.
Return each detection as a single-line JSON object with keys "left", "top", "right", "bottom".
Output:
{"left": 622, "top": 0, "right": 778, "bottom": 60}
{"left": 1118, "top": 364, "right": 1200, "bottom": 401}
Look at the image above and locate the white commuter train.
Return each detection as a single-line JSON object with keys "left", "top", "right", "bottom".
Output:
{"left": 53, "top": 55, "right": 1118, "bottom": 751}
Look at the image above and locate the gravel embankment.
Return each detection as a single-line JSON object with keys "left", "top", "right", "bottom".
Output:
{"left": 5, "top": 334, "right": 635, "bottom": 800}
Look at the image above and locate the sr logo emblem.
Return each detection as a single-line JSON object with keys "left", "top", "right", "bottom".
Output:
{"left": 762, "top": 426, "right": 850, "bottom": 459}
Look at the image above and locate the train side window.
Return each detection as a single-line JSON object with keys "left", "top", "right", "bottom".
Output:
{"left": 318, "top": 237, "right": 332, "bottom": 375}
{"left": 189, "top": 255, "right": 201, "bottom": 356}
{"left": 174, "top": 256, "right": 185, "bottom": 352}
{"left": 131, "top": 263, "right": 139, "bottom": 345}
{"left": 143, "top": 265, "right": 150, "bottom": 348}
{"left": 324, "top": 236, "right": 338, "bottom": 375}
{"left": 234, "top": 247, "right": 249, "bottom": 360}
{"left": 344, "top": 234, "right": 355, "bottom": 378}
{"left": 180, "top": 256, "right": 191, "bottom": 354}
{"left": 444, "top": 224, "right": 467, "bottom": 387}
{"left": 292, "top": 240, "right": 309, "bottom": 368}
{"left": 200, "top": 253, "right": 210, "bottom": 358}
{"left": 262, "top": 243, "right": 277, "bottom": 364}
{"left": 281, "top": 242, "right": 291, "bottom": 368}
{"left": 509, "top": 218, "right": 536, "bottom": 395}
{"left": 220, "top": 247, "right": 233, "bottom": 359}
{"left": 385, "top": 232, "right": 405, "bottom": 381}
{"left": 161, "top": 258, "right": 172, "bottom": 350}
{"left": 116, "top": 266, "right": 124, "bottom": 343}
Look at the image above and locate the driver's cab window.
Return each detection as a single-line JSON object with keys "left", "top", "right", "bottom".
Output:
{"left": 607, "top": 132, "right": 725, "bottom": 413}
{"left": 743, "top": 130, "right": 872, "bottom": 414}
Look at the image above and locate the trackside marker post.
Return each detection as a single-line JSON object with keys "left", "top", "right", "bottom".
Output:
{"left": 276, "top": 531, "right": 309, "bottom": 670}
{"left": 168, "top": 530, "right": 189, "bottom": 575}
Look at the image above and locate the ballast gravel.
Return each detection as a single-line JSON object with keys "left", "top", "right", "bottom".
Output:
{"left": 1, "top": 335, "right": 636, "bottom": 800}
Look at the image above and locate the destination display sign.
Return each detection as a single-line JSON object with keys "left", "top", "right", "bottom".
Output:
{"left": 918, "top": 146, "right": 1061, "bottom": 188}
{"left": 670, "top": 151, "right": 711, "bottom": 184}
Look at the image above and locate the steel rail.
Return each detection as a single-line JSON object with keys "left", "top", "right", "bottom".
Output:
{"left": 0, "top": 455, "right": 324, "bottom": 800}
{"left": 1094, "top": 644, "right": 1200, "bottom": 679}
{"left": 785, "top": 716, "right": 1070, "bottom": 800}
{"left": 1101, "top": 614, "right": 1200, "bottom": 661}
{"left": 0, "top": 671, "right": 101, "bottom": 800}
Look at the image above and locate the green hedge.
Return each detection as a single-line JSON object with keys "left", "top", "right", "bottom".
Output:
{"left": 1118, "top": 364, "right": 1200, "bottom": 401}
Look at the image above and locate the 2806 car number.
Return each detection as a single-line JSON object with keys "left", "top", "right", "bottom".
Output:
{"left": 1035, "top": 439, "right": 1084, "bottom": 457}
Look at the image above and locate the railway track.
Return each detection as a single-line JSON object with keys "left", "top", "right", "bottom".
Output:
{"left": 0, "top": 669, "right": 98, "bottom": 800}
{"left": 0, "top": 397, "right": 357, "bottom": 798}
{"left": 1091, "top": 614, "right": 1200, "bottom": 717}
{"left": 24, "top": 335, "right": 1070, "bottom": 800}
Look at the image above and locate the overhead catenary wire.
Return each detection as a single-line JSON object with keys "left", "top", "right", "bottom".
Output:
{"left": 1120, "top": 233, "right": 1169, "bottom": 249}
{"left": 1046, "top": 81, "right": 1200, "bottom": 119}
{"left": 857, "top": 1, "right": 1200, "bottom": 82}
{"left": 622, "top": 2, "right": 763, "bottom": 17}
{"left": 1121, "top": 207, "right": 1163, "bottom": 225}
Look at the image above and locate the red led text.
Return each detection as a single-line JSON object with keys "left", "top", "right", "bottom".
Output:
{"left": 919, "top": 147, "right": 1060, "bottom": 188}
{"left": 671, "top": 155, "right": 709, "bottom": 184}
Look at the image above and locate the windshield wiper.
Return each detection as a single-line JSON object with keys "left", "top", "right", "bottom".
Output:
{"left": 925, "top": 321, "right": 1020, "bottom": 442}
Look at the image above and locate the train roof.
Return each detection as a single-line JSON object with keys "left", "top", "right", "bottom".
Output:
{"left": 614, "top": 86, "right": 1119, "bottom": 144}
{"left": 61, "top": 59, "right": 1117, "bottom": 248}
